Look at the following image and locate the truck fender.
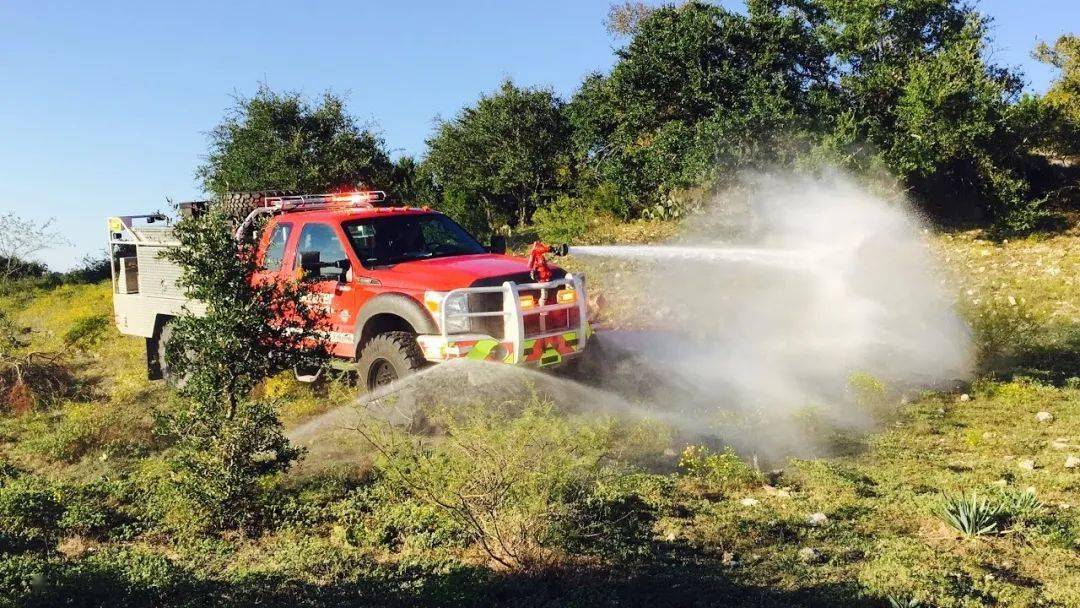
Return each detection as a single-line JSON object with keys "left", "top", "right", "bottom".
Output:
{"left": 353, "top": 293, "right": 438, "bottom": 351}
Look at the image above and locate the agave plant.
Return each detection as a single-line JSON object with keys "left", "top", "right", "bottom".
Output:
{"left": 999, "top": 488, "right": 1044, "bottom": 524}
{"left": 938, "top": 492, "right": 1002, "bottom": 536}
{"left": 887, "top": 595, "right": 923, "bottom": 608}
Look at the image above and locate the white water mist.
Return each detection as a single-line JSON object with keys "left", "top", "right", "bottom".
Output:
{"left": 583, "top": 171, "right": 973, "bottom": 445}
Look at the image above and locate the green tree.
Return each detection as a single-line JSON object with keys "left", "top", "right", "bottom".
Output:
{"left": 1035, "top": 34, "right": 1080, "bottom": 125}
{"left": 1033, "top": 34, "right": 1080, "bottom": 155}
{"left": 159, "top": 208, "right": 324, "bottom": 532}
{"left": 197, "top": 85, "right": 394, "bottom": 196}
{"left": 815, "top": 1, "right": 1048, "bottom": 229}
{"left": 567, "top": 1, "right": 830, "bottom": 214}
{"left": 422, "top": 79, "right": 573, "bottom": 231}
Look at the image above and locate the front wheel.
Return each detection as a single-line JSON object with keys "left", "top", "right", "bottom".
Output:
{"left": 356, "top": 331, "right": 427, "bottom": 391}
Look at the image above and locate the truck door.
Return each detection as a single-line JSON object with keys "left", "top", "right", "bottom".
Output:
{"left": 255, "top": 220, "right": 293, "bottom": 283}
{"left": 293, "top": 222, "right": 359, "bottom": 357}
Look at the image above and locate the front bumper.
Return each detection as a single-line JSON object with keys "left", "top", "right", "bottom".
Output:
{"left": 416, "top": 274, "right": 591, "bottom": 368}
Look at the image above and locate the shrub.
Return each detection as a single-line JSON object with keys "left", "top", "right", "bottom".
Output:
{"left": 337, "top": 481, "right": 468, "bottom": 552}
{"left": 21, "top": 401, "right": 154, "bottom": 463}
{"left": 938, "top": 492, "right": 1001, "bottom": 536}
{"left": 12, "top": 548, "right": 198, "bottom": 607}
{"left": 0, "top": 473, "right": 63, "bottom": 551}
{"left": 533, "top": 195, "right": 595, "bottom": 244}
{"left": 0, "top": 311, "right": 83, "bottom": 413}
{"left": 678, "top": 445, "right": 762, "bottom": 493}
{"left": 158, "top": 206, "right": 325, "bottom": 533}
{"left": 58, "top": 254, "right": 111, "bottom": 285}
{"left": 358, "top": 400, "right": 653, "bottom": 569}
{"left": 997, "top": 488, "right": 1044, "bottom": 526}
{"left": 547, "top": 474, "right": 656, "bottom": 560}
{"left": 0, "top": 553, "right": 48, "bottom": 604}
{"left": 62, "top": 314, "right": 110, "bottom": 350}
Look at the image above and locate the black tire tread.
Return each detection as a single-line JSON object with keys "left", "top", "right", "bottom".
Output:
{"left": 217, "top": 190, "right": 299, "bottom": 226}
{"left": 356, "top": 331, "right": 426, "bottom": 390}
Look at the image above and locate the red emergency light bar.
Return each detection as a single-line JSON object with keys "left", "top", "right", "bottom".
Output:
{"left": 261, "top": 191, "right": 387, "bottom": 210}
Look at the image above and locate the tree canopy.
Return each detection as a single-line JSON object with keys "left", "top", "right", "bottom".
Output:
{"left": 197, "top": 86, "right": 394, "bottom": 197}
{"left": 200, "top": 2, "right": 1078, "bottom": 236}
{"left": 422, "top": 80, "right": 572, "bottom": 231}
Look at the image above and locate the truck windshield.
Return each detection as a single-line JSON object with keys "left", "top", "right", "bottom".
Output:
{"left": 343, "top": 213, "right": 487, "bottom": 267}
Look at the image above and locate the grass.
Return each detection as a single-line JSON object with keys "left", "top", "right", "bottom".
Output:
{"left": 1, "top": 223, "right": 1079, "bottom": 606}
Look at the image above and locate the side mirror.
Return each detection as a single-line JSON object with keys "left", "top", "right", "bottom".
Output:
{"left": 489, "top": 235, "right": 507, "bottom": 254}
{"left": 299, "top": 251, "right": 321, "bottom": 278}
{"left": 334, "top": 258, "right": 351, "bottom": 282}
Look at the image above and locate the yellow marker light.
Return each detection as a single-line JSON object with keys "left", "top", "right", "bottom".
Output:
{"left": 424, "top": 291, "right": 446, "bottom": 313}
{"left": 556, "top": 289, "right": 577, "bottom": 305}
{"left": 519, "top": 295, "right": 536, "bottom": 309}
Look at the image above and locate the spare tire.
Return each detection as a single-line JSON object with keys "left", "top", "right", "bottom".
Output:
{"left": 217, "top": 190, "right": 299, "bottom": 227}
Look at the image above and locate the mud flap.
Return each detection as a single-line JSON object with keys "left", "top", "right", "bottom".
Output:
{"left": 145, "top": 336, "right": 163, "bottom": 381}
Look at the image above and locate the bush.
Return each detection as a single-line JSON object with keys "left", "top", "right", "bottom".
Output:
{"left": 547, "top": 475, "right": 656, "bottom": 561}
{"left": 21, "top": 401, "right": 153, "bottom": 463}
{"left": 336, "top": 481, "right": 468, "bottom": 552}
{"left": 0, "top": 311, "right": 83, "bottom": 413}
{"left": 678, "top": 445, "right": 762, "bottom": 494}
{"left": 358, "top": 399, "right": 654, "bottom": 569}
{"left": 58, "top": 254, "right": 111, "bottom": 285}
{"left": 159, "top": 206, "right": 324, "bottom": 533}
{"left": 0, "top": 473, "right": 63, "bottom": 552}
{"left": 8, "top": 548, "right": 198, "bottom": 608}
{"left": 62, "top": 314, "right": 110, "bottom": 350}
{"left": 532, "top": 195, "right": 595, "bottom": 244}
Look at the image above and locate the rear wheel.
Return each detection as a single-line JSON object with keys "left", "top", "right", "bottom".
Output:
{"left": 356, "top": 331, "right": 426, "bottom": 391}
{"left": 156, "top": 320, "right": 185, "bottom": 388}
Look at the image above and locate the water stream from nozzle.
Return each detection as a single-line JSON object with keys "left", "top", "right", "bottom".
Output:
{"left": 567, "top": 244, "right": 818, "bottom": 268}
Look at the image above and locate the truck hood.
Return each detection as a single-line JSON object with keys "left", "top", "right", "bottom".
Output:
{"left": 370, "top": 253, "right": 557, "bottom": 291}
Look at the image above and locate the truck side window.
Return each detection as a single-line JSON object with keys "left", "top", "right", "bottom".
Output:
{"left": 263, "top": 223, "right": 291, "bottom": 272}
{"left": 295, "top": 223, "right": 348, "bottom": 279}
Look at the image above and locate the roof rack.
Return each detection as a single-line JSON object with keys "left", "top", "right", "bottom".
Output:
{"left": 233, "top": 191, "right": 388, "bottom": 240}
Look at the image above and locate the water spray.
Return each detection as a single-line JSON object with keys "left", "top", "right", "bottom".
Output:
{"left": 567, "top": 244, "right": 820, "bottom": 268}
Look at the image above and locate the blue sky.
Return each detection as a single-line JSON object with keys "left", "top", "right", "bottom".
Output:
{"left": 1, "top": 1, "right": 1077, "bottom": 270}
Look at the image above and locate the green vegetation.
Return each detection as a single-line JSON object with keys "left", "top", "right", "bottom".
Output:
{"left": 423, "top": 80, "right": 573, "bottom": 232}
{"left": 197, "top": 85, "right": 400, "bottom": 199}
{"left": 937, "top": 493, "right": 1002, "bottom": 536}
{"left": 156, "top": 207, "right": 326, "bottom": 533}
{"left": 424, "top": 1, "right": 1079, "bottom": 235}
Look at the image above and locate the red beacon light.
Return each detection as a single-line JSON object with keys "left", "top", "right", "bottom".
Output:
{"left": 330, "top": 191, "right": 387, "bottom": 207}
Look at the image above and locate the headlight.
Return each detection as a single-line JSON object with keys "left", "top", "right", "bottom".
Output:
{"left": 424, "top": 291, "right": 471, "bottom": 334}
{"left": 443, "top": 293, "right": 470, "bottom": 333}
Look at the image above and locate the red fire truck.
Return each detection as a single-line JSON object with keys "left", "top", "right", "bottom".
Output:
{"left": 108, "top": 191, "right": 591, "bottom": 389}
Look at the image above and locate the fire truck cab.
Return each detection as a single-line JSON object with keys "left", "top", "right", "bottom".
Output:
{"left": 108, "top": 192, "right": 591, "bottom": 389}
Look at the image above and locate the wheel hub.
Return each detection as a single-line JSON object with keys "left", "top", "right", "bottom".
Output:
{"left": 369, "top": 359, "right": 398, "bottom": 389}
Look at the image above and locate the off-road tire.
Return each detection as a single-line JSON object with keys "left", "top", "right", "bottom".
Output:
{"left": 356, "top": 331, "right": 427, "bottom": 391}
{"left": 217, "top": 190, "right": 298, "bottom": 227}
{"left": 157, "top": 320, "right": 185, "bottom": 388}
